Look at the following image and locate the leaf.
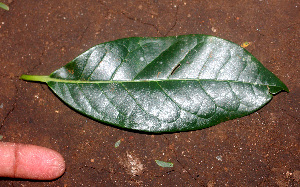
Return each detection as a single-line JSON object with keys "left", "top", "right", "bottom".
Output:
{"left": 115, "top": 140, "right": 121, "bottom": 148}
{"left": 155, "top": 160, "right": 173, "bottom": 167}
{"left": 20, "top": 35, "right": 288, "bottom": 133}
{"left": 0, "top": 2, "right": 9, "bottom": 11}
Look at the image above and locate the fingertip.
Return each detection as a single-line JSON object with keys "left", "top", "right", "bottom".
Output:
{"left": 16, "top": 143, "right": 66, "bottom": 180}
{"left": 0, "top": 142, "right": 66, "bottom": 180}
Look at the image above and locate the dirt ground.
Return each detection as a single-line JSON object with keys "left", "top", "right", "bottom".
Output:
{"left": 0, "top": 0, "right": 299, "bottom": 186}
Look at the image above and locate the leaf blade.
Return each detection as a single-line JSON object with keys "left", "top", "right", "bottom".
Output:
{"left": 21, "top": 34, "right": 288, "bottom": 132}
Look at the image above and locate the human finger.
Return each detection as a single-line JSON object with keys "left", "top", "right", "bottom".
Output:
{"left": 0, "top": 142, "right": 65, "bottom": 180}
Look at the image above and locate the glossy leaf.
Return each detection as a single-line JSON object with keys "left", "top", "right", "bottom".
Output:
{"left": 20, "top": 35, "right": 288, "bottom": 133}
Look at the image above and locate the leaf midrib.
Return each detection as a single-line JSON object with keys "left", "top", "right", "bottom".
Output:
{"left": 20, "top": 74, "right": 279, "bottom": 89}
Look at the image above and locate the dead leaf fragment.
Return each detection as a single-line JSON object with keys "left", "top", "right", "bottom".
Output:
{"left": 241, "top": 41, "right": 251, "bottom": 48}
{"left": 155, "top": 160, "right": 173, "bottom": 167}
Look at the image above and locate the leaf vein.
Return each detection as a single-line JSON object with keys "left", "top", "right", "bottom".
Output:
{"left": 215, "top": 50, "right": 232, "bottom": 79}
{"left": 197, "top": 49, "right": 214, "bottom": 79}
{"left": 227, "top": 82, "right": 241, "bottom": 111}
{"left": 79, "top": 49, "right": 94, "bottom": 80}
{"left": 110, "top": 41, "right": 146, "bottom": 80}
{"left": 196, "top": 80, "right": 218, "bottom": 116}
{"left": 120, "top": 82, "right": 162, "bottom": 123}
{"left": 156, "top": 81, "right": 216, "bottom": 120}
{"left": 132, "top": 40, "right": 179, "bottom": 80}
{"left": 87, "top": 47, "right": 108, "bottom": 81}
{"left": 155, "top": 81, "right": 181, "bottom": 123}
{"left": 167, "top": 40, "right": 202, "bottom": 79}
{"left": 96, "top": 83, "right": 128, "bottom": 119}
{"left": 77, "top": 83, "right": 102, "bottom": 117}
{"left": 64, "top": 84, "right": 83, "bottom": 111}
{"left": 236, "top": 59, "right": 248, "bottom": 81}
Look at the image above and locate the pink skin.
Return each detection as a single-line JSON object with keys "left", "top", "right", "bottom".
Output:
{"left": 0, "top": 142, "right": 65, "bottom": 180}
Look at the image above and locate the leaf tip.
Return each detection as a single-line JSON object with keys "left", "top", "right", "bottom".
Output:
{"left": 283, "top": 86, "right": 289, "bottom": 93}
{"left": 268, "top": 84, "right": 289, "bottom": 94}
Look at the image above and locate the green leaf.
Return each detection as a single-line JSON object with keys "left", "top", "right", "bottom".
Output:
{"left": 0, "top": 2, "right": 9, "bottom": 11}
{"left": 20, "top": 35, "right": 288, "bottom": 133}
{"left": 155, "top": 160, "right": 173, "bottom": 167}
{"left": 114, "top": 140, "right": 121, "bottom": 148}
